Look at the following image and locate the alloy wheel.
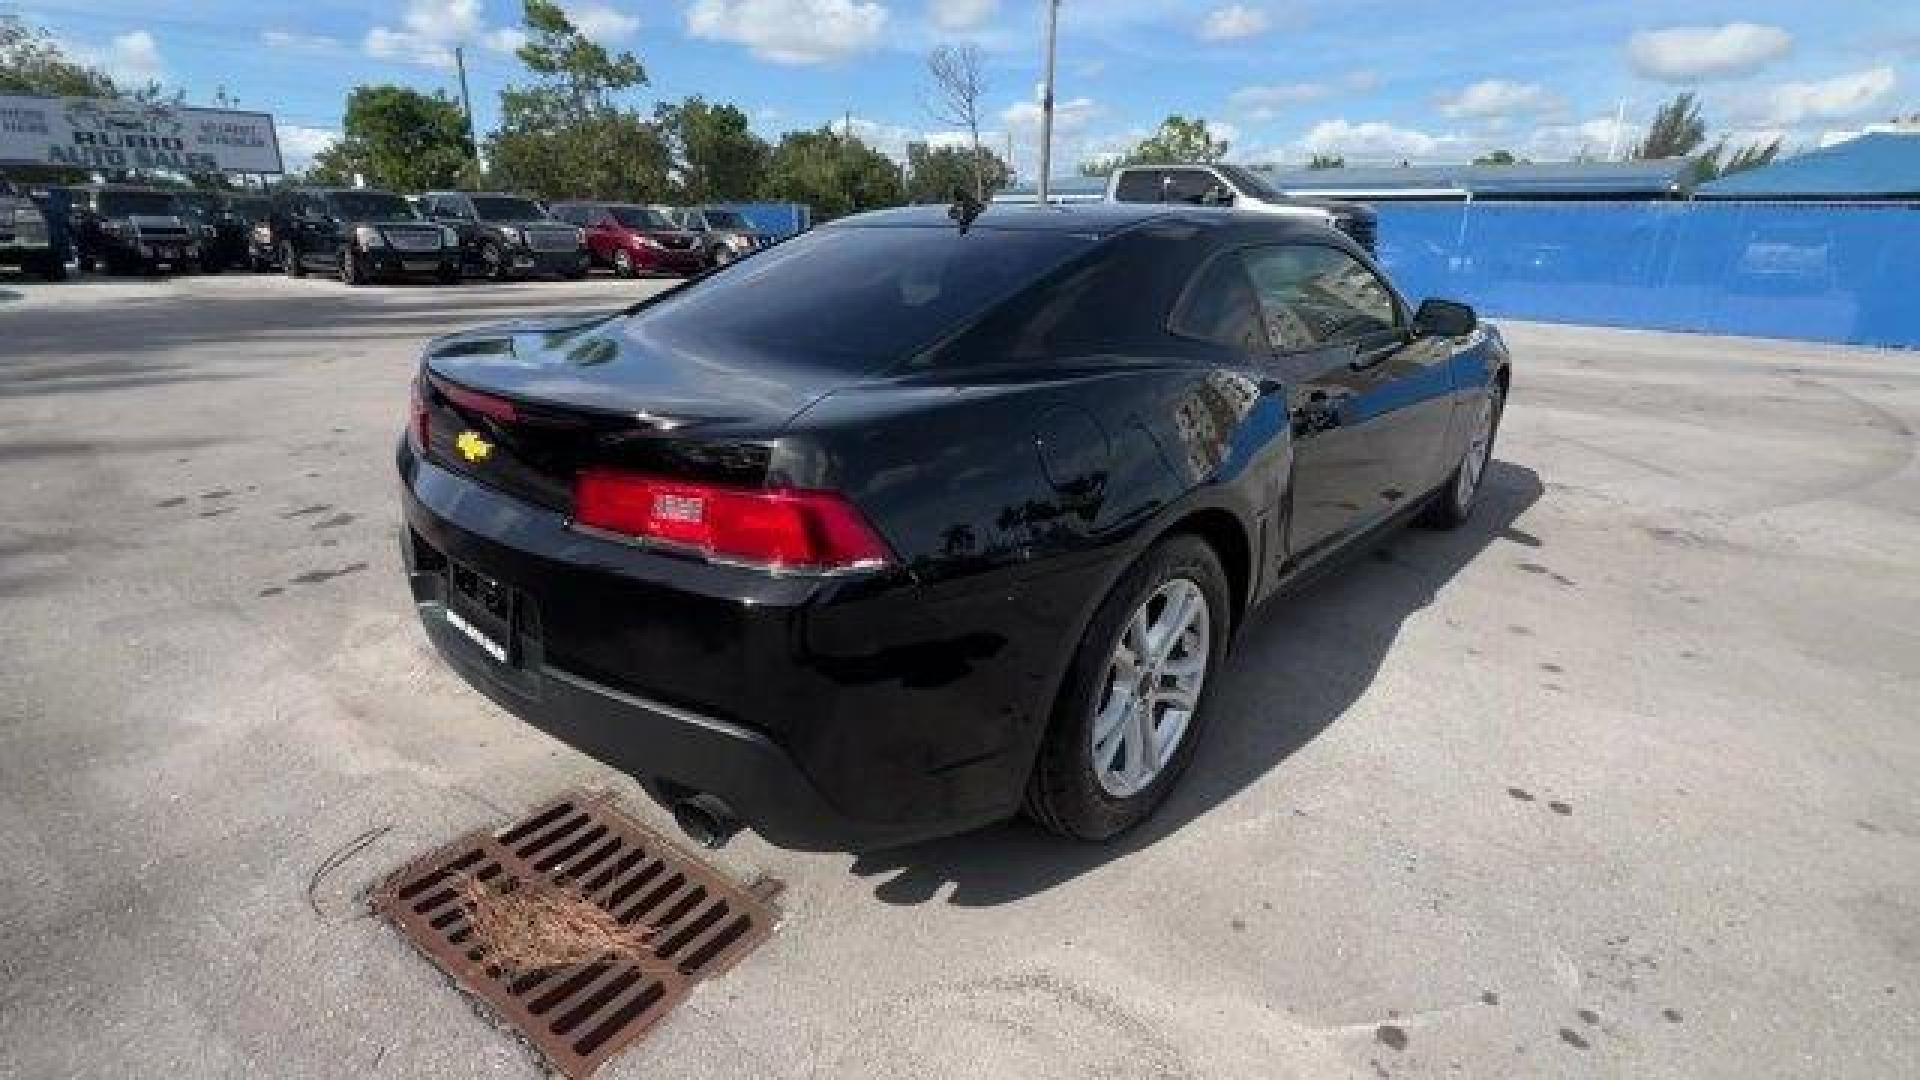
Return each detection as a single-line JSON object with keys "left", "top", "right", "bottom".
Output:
{"left": 1090, "top": 578, "right": 1211, "bottom": 798}
{"left": 614, "top": 249, "right": 635, "bottom": 277}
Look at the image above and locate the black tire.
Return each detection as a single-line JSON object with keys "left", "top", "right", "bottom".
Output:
{"left": 1418, "top": 378, "right": 1506, "bottom": 530}
{"left": 613, "top": 249, "right": 636, "bottom": 278}
{"left": 38, "top": 253, "right": 68, "bottom": 282}
{"left": 340, "top": 245, "right": 366, "bottom": 287}
{"left": 480, "top": 240, "right": 509, "bottom": 282}
{"left": 77, "top": 252, "right": 96, "bottom": 274}
{"left": 435, "top": 263, "right": 461, "bottom": 286}
{"left": 566, "top": 263, "right": 589, "bottom": 280}
{"left": 1025, "top": 534, "right": 1231, "bottom": 841}
{"left": 282, "top": 241, "right": 306, "bottom": 278}
{"left": 710, "top": 245, "right": 736, "bottom": 268}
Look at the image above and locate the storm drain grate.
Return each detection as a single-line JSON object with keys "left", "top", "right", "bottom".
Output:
{"left": 374, "top": 790, "right": 781, "bottom": 1078}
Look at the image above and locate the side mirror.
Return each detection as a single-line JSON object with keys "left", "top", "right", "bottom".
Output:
{"left": 1414, "top": 298, "right": 1478, "bottom": 337}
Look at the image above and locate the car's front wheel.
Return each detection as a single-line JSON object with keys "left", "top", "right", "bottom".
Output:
{"left": 1419, "top": 379, "right": 1505, "bottom": 529}
{"left": 282, "top": 241, "right": 305, "bottom": 278}
{"left": 340, "top": 245, "right": 367, "bottom": 287}
{"left": 1026, "top": 534, "right": 1230, "bottom": 841}
{"left": 613, "top": 249, "right": 636, "bottom": 277}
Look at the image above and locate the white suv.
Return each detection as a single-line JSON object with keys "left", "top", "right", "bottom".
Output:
{"left": 1105, "top": 163, "right": 1376, "bottom": 252}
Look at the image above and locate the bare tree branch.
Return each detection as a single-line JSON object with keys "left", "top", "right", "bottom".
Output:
{"left": 925, "top": 44, "right": 988, "bottom": 200}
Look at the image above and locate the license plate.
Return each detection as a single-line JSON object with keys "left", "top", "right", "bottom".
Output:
{"left": 446, "top": 559, "right": 515, "bottom": 665}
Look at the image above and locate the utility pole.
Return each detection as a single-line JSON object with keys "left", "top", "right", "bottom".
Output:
{"left": 1037, "top": 0, "right": 1061, "bottom": 204}
{"left": 1607, "top": 98, "right": 1627, "bottom": 161}
{"left": 455, "top": 45, "right": 481, "bottom": 181}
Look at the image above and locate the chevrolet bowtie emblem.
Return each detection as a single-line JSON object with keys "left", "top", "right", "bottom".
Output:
{"left": 455, "top": 430, "right": 492, "bottom": 463}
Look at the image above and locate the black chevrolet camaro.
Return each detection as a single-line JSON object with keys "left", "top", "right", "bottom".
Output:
{"left": 398, "top": 204, "right": 1510, "bottom": 850}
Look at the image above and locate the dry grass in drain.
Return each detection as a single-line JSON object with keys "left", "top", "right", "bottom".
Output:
{"left": 460, "top": 876, "right": 664, "bottom": 976}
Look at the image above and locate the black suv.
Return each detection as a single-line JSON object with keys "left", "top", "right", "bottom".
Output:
{"left": 272, "top": 187, "right": 461, "bottom": 286}
{"left": 171, "top": 189, "right": 262, "bottom": 273}
{"left": 71, "top": 186, "right": 201, "bottom": 274}
{"left": 0, "top": 176, "right": 65, "bottom": 280}
{"left": 420, "top": 191, "right": 588, "bottom": 280}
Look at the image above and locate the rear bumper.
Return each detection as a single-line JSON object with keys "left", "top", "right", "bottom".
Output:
{"left": 398, "top": 441, "right": 1054, "bottom": 850}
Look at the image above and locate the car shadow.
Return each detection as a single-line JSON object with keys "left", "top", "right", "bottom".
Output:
{"left": 845, "top": 459, "right": 1546, "bottom": 906}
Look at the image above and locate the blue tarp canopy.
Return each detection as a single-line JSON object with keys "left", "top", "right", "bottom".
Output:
{"left": 1697, "top": 132, "right": 1920, "bottom": 199}
{"left": 1257, "top": 161, "right": 1689, "bottom": 199}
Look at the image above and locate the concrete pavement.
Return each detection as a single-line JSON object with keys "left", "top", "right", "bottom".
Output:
{"left": 1, "top": 271, "right": 1914, "bottom": 1079}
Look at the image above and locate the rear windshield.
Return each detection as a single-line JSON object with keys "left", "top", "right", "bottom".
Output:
{"left": 473, "top": 196, "right": 545, "bottom": 221}
{"left": 327, "top": 191, "right": 417, "bottom": 221}
{"left": 625, "top": 225, "right": 1094, "bottom": 370}
{"left": 99, "top": 191, "right": 181, "bottom": 216}
{"left": 610, "top": 205, "right": 671, "bottom": 229}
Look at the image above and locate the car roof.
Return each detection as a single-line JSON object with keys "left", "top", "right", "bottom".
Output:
{"left": 833, "top": 202, "right": 1337, "bottom": 239}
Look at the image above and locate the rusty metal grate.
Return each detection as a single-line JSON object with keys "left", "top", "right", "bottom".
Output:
{"left": 374, "top": 790, "right": 781, "bottom": 1078}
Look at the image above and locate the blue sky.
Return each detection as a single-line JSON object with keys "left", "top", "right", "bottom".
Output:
{"left": 18, "top": 1, "right": 1920, "bottom": 175}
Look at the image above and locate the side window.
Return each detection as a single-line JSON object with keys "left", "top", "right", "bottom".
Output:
{"left": 1112, "top": 170, "right": 1163, "bottom": 203}
{"left": 1163, "top": 169, "right": 1217, "bottom": 205}
{"left": 1240, "top": 244, "right": 1399, "bottom": 352}
{"left": 550, "top": 205, "right": 579, "bottom": 226}
{"left": 1171, "top": 253, "right": 1268, "bottom": 354}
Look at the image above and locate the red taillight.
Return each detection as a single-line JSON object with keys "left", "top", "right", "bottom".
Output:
{"left": 574, "top": 469, "right": 893, "bottom": 572}
{"left": 409, "top": 375, "right": 430, "bottom": 449}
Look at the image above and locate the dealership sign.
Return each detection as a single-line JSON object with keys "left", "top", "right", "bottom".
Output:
{"left": 0, "top": 96, "right": 283, "bottom": 174}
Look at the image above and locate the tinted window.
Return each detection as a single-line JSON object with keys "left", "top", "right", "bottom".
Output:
{"left": 549, "top": 204, "right": 589, "bottom": 226}
{"left": 1215, "top": 164, "right": 1284, "bottom": 201}
{"left": 610, "top": 205, "right": 670, "bottom": 229}
{"left": 1172, "top": 254, "right": 1267, "bottom": 354}
{"left": 1113, "top": 170, "right": 1163, "bottom": 202}
{"left": 1241, "top": 244, "right": 1398, "bottom": 351}
{"left": 98, "top": 191, "right": 180, "bottom": 216}
{"left": 1163, "top": 169, "right": 1218, "bottom": 205}
{"left": 229, "top": 196, "right": 269, "bottom": 217}
{"left": 473, "top": 196, "right": 544, "bottom": 221}
{"left": 326, "top": 191, "right": 417, "bottom": 221}
{"left": 703, "top": 209, "right": 748, "bottom": 229}
{"left": 174, "top": 191, "right": 220, "bottom": 216}
{"left": 629, "top": 225, "right": 1094, "bottom": 372}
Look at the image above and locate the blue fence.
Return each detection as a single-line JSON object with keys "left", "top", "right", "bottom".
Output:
{"left": 1371, "top": 202, "right": 1920, "bottom": 348}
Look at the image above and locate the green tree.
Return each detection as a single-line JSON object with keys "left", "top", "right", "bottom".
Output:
{"left": 1077, "top": 157, "right": 1119, "bottom": 178}
{"left": 1636, "top": 92, "right": 1707, "bottom": 160}
{"left": 308, "top": 85, "right": 472, "bottom": 192}
{"left": 1307, "top": 153, "right": 1345, "bottom": 169}
{"left": 907, "top": 143, "right": 1009, "bottom": 203}
{"left": 655, "top": 96, "right": 769, "bottom": 202}
{"left": 0, "top": 14, "right": 117, "bottom": 96}
{"left": 1473, "top": 149, "right": 1522, "bottom": 165}
{"left": 1120, "top": 115, "right": 1231, "bottom": 166}
{"left": 484, "top": 0, "right": 668, "bottom": 199}
{"left": 1694, "top": 136, "right": 1782, "bottom": 183}
{"left": 761, "top": 127, "right": 901, "bottom": 218}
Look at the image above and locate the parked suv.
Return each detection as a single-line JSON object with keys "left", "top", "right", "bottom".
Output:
{"left": 172, "top": 189, "right": 255, "bottom": 273}
{"left": 421, "top": 191, "right": 588, "bottom": 281}
{"left": 71, "top": 186, "right": 201, "bottom": 274}
{"left": 1106, "top": 164, "right": 1377, "bottom": 253}
{"left": 0, "top": 176, "right": 65, "bottom": 280}
{"left": 272, "top": 187, "right": 461, "bottom": 286}
{"left": 658, "top": 205, "right": 769, "bottom": 267}
{"left": 550, "top": 202, "right": 706, "bottom": 277}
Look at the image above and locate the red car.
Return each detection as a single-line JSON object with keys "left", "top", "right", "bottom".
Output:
{"left": 550, "top": 202, "right": 707, "bottom": 277}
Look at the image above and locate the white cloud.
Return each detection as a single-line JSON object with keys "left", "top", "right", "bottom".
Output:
{"left": 1295, "top": 119, "right": 1441, "bottom": 161}
{"left": 67, "top": 30, "right": 169, "bottom": 88}
{"left": 1525, "top": 115, "right": 1642, "bottom": 161}
{"left": 486, "top": 27, "right": 528, "bottom": 53}
{"left": 1627, "top": 22, "right": 1792, "bottom": 82}
{"left": 365, "top": 0, "right": 488, "bottom": 68}
{"left": 261, "top": 30, "right": 344, "bottom": 54}
{"left": 563, "top": 2, "right": 639, "bottom": 42}
{"left": 686, "top": 0, "right": 889, "bottom": 65}
{"left": 1198, "top": 5, "right": 1270, "bottom": 43}
{"left": 1002, "top": 84, "right": 1105, "bottom": 173}
{"left": 1230, "top": 82, "right": 1331, "bottom": 120}
{"left": 277, "top": 124, "right": 339, "bottom": 171}
{"left": 1761, "top": 66, "right": 1898, "bottom": 126}
{"left": 1229, "top": 70, "right": 1376, "bottom": 121}
{"left": 930, "top": 0, "right": 998, "bottom": 32}
{"left": 1438, "top": 79, "right": 1556, "bottom": 120}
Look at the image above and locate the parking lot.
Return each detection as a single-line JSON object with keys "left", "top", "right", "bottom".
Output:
{"left": 2, "top": 271, "right": 1915, "bottom": 1078}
